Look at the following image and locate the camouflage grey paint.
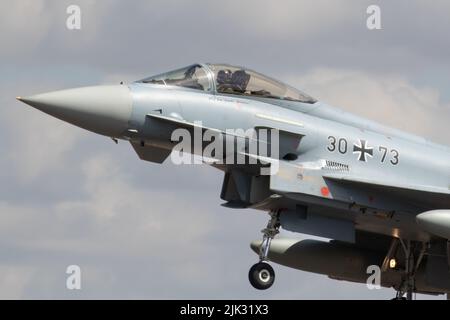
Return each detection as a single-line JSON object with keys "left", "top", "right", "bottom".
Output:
{"left": 17, "top": 63, "right": 450, "bottom": 296}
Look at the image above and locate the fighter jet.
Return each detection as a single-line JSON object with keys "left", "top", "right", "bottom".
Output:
{"left": 17, "top": 63, "right": 450, "bottom": 300}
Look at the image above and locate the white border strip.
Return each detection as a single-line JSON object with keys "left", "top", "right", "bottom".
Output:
{"left": 255, "top": 113, "right": 304, "bottom": 127}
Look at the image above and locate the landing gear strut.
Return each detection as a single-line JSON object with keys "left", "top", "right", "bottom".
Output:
{"left": 392, "top": 240, "right": 426, "bottom": 300}
{"left": 248, "top": 210, "right": 280, "bottom": 290}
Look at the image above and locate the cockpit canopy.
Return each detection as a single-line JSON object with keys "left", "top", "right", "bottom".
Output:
{"left": 138, "top": 63, "right": 317, "bottom": 104}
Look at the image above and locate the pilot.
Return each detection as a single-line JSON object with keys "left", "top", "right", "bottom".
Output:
{"left": 217, "top": 69, "right": 250, "bottom": 94}
{"left": 217, "top": 69, "right": 233, "bottom": 92}
{"left": 230, "top": 69, "right": 250, "bottom": 93}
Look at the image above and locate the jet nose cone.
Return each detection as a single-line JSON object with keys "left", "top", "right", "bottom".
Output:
{"left": 18, "top": 85, "right": 132, "bottom": 137}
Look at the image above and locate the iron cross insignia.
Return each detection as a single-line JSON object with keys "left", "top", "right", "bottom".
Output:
{"left": 353, "top": 139, "right": 373, "bottom": 162}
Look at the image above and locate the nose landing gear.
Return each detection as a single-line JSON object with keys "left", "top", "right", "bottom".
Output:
{"left": 248, "top": 210, "right": 280, "bottom": 290}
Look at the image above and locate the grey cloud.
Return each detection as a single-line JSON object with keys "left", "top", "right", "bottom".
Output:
{"left": 3, "top": 0, "right": 450, "bottom": 80}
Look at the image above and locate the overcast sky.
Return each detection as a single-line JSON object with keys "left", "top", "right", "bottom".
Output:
{"left": 0, "top": 0, "right": 449, "bottom": 299}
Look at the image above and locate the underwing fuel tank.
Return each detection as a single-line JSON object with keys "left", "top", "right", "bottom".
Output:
{"left": 251, "top": 238, "right": 385, "bottom": 283}
{"left": 416, "top": 210, "right": 450, "bottom": 239}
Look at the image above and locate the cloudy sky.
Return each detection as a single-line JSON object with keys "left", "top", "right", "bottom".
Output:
{"left": 0, "top": 0, "right": 449, "bottom": 299}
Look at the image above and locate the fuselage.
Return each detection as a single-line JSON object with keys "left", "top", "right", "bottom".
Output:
{"left": 18, "top": 78, "right": 450, "bottom": 242}
{"left": 131, "top": 82, "right": 450, "bottom": 190}
{"left": 128, "top": 81, "right": 450, "bottom": 242}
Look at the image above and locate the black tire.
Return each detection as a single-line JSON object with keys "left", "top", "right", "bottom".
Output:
{"left": 248, "top": 262, "right": 275, "bottom": 290}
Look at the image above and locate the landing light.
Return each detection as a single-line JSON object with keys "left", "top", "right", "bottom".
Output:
{"left": 389, "top": 258, "right": 397, "bottom": 269}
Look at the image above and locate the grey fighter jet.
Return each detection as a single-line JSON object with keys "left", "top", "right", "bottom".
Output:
{"left": 17, "top": 63, "right": 450, "bottom": 300}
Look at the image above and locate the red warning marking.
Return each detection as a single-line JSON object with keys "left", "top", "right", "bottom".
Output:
{"left": 321, "top": 187, "right": 330, "bottom": 197}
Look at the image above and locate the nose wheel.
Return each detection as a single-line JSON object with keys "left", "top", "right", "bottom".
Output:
{"left": 249, "top": 262, "right": 275, "bottom": 290}
{"left": 248, "top": 210, "right": 280, "bottom": 290}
